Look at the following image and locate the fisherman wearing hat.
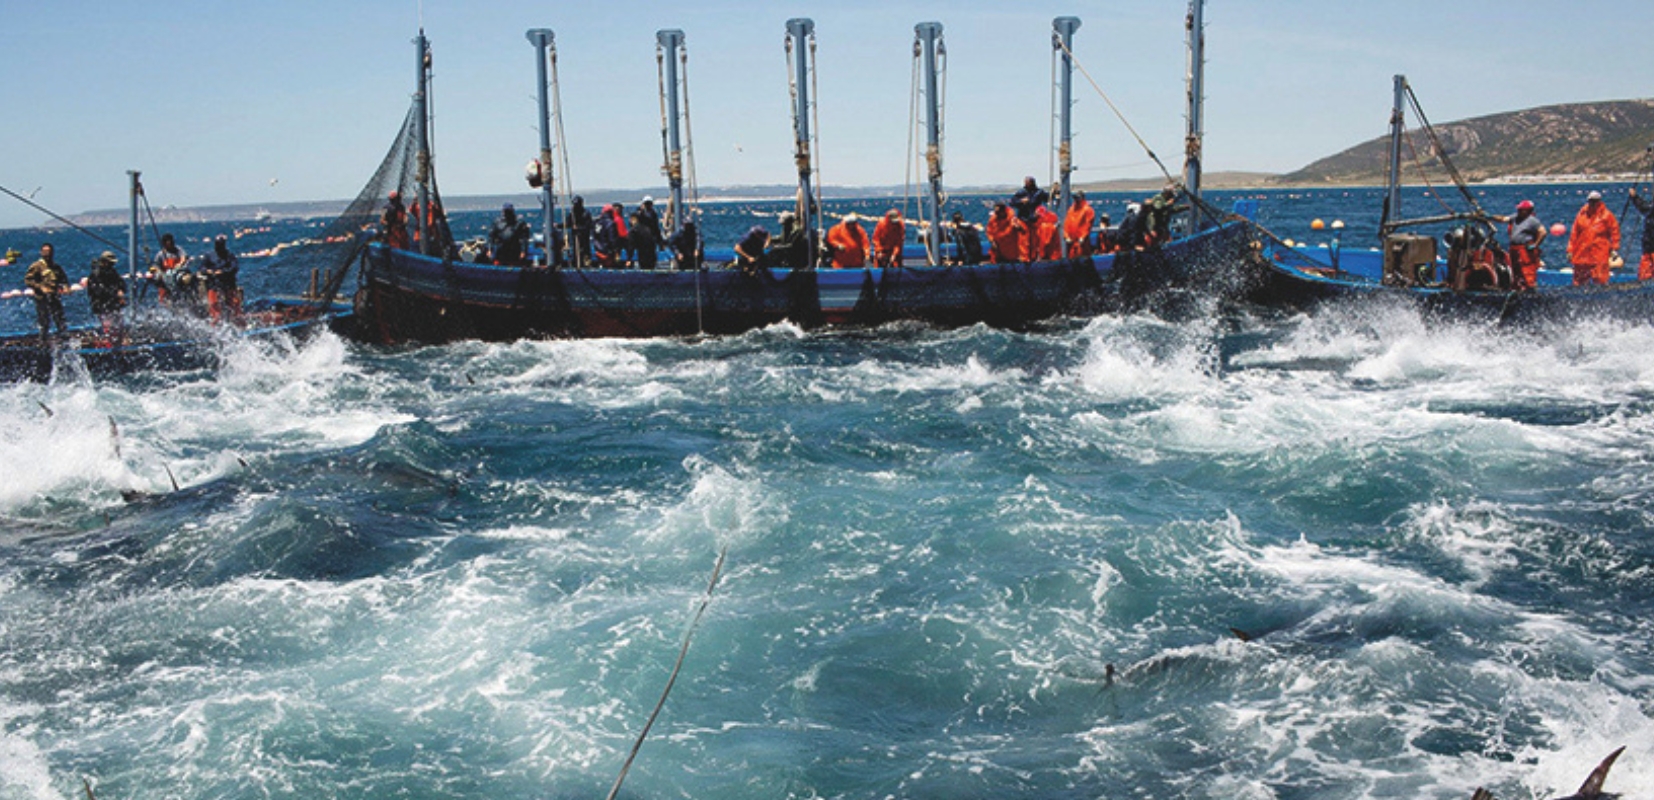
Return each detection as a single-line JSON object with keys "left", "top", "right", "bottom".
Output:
{"left": 635, "top": 196, "right": 666, "bottom": 253}
{"left": 1568, "top": 190, "right": 1621, "bottom": 286}
{"left": 1628, "top": 185, "right": 1654, "bottom": 280}
{"left": 86, "top": 250, "right": 128, "bottom": 340}
{"left": 1506, "top": 199, "right": 1546, "bottom": 290}
{"left": 768, "top": 211, "right": 810, "bottom": 270}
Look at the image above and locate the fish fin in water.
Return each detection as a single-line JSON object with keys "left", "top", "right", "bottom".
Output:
{"left": 1572, "top": 746, "right": 1625, "bottom": 799}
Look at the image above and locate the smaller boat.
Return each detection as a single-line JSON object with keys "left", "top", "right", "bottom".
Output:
{"left": 0, "top": 298, "right": 352, "bottom": 383}
{"left": 1239, "top": 76, "right": 1654, "bottom": 325}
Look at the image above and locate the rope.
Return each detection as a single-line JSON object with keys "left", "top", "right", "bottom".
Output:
{"left": 1401, "top": 127, "right": 1459, "bottom": 217}
{"left": 0, "top": 182, "right": 124, "bottom": 250}
{"left": 603, "top": 545, "right": 729, "bottom": 800}
{"left": 809, "top": 33, "right": 823, "bottom": 225}
{"left": 679, "top": 45, "right": 700, "bottom": 222}
{"left": 550, "top": 48, "right": 574, "bottom": 210}
{"left": 1403, "top": 85, "right": 1483, "bottom": 215}
{"left": 904, "top": 39, "right": 919, "bottom": 224}
{"left": 1048, "top": 44, "right": 1058, "bottom": 192}
{"left": 1053, "top": 36, "right": 1175, "bottom": 185}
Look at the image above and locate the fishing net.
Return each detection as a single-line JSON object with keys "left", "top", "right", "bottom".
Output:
{"left": 271, "top": 101, "right": 454, "bottom": 315}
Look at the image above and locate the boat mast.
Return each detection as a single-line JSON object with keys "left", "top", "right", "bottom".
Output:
{"left": 527, "top": 28, "right": 558, "bottom": 267}
{"left": 414, "top": 30, "right": 432, "bottom": 255}
{"left": 127, "top": 171, "right": 140, "bottom": 287}
{"left": 658, "top": 29, "right": 687, "bottom": 239}
{"left": 1382, "top": 74, "right": 1407, "bottom": 238}
{"left": 785, "top": 18, "right": 817, "bottom": 267}
{"left": 914, "top": 21, "right": 945, "bottom": 265}
{"left": 1052, "top": 17, "right": 1080, "bottom": 232}
{"left": 1183, "top": 0, "right": 1205, "bottom": 223}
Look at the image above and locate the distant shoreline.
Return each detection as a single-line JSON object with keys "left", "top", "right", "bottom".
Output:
{"left": 14, "top": 174, "right": 1646, "bottom": 230}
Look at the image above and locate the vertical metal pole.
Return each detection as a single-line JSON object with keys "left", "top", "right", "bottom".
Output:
{"left": 127, "top": 171, "right": 140, "bottom": 284}
{"left": 915, "top": 22, "right": 945, "bottom": 265}
{"left": 658, "top": 29, "right": 687, "bottom": 240}
{"left": 1383, "top": 75, "right": 1407, "bottom": 238}
{"left": 1053, "top": 17, "right": 1080, "bottom": 228}
{"left": 786, "top": 18, "right": 816, "bottom": 267}
{"left": 1182, "top": 0, "right": 1205, "bottom": 210}
{"left": 528, "top": 29, "right": 557, "bottom": 266}
{"left": 414, "top": 31, "right": 431, "bottom": 255}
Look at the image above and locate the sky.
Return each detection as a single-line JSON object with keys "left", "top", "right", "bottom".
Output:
{"left": 2, "top": 0, "right": 1651, "bottom": 229}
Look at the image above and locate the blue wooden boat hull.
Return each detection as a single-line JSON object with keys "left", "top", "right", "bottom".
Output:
{"left": 0, "top": 298, "right": 353, "bottom": 383}
{"left": 355, "top": 221, "right": 1258, "bottom": 343}
{"left": 1246, "top": 243, "right": 1654, "bottom": 324}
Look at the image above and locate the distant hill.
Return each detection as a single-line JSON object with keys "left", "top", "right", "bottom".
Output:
{"left": 1277, "top": 98, "right": 1654, "bottom": 186}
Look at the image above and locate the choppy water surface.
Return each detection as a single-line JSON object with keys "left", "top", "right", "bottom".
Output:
{"left": 2, "top": 188, "right": 1653, "bottom": 799}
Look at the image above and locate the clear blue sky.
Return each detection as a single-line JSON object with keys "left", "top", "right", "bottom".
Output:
{"left": 2, "top": 0, "right": 1650, "bottom": 229}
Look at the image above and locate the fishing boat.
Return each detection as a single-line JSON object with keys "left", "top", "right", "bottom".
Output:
{"left": 1240, "top": 76, "right": 1654, "bottom": 324}
{"left": 0, "top": 298, "right": 352, "bottom": 383}
{"left": 0, "top": 172, "right": 355, "bottom": 382}
{"left": 349, "top": 6, "right": 1257, "bottom": 344}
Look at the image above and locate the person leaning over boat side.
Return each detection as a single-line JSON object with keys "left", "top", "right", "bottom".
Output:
{"left": 1628, "top": 187, "right": 1654, "bottom": 280}
{"left": 24, "top": 243, "right": 69, "bottom": 343}
{"left": 734, "top": 225, "right": 770, "bottom": 276}
{"left": 1063, "top": 190, "right": 1096, "bottom": 257}
{"left": 198, "top": 235, "right": 242, "bottom": 323}
{"left": 85, "top": 250, "right": 127, "bottom": 341}
{"left": 873, "top": 209, "right": 905, "bottom": 268}
{"left": 769, "top": 212, "right": 810, "bottom": 270}
{"left": 381, "top": 191, "right": 411, "bottom": 250}
{"left": 1140, "top": 186, "right": 1187, "bottom": 248}
{"left": 986, "top": 203, "right": 1026, "bottom": 264}
{"left": 1504, "top": 200, "right": 1545, "bottom": 290}
{"left": 1034, "top": 206, "right": 1061, "bottom": 261}
{"left": 489, "top": 203, "right": 534, "bottom": 267}
{"left": 1567, "top": 190, "right": 1621, "bottom": 286}
{"left": 825, "top": 214, "right": 870, "bottom": 269}
{"left": 948, "top": 211, "right": 985, "bottom": 265}
{"left": 567, "top": 196, "right": 595, "bottom": 268}
{"left": 669, "top": 219, "right": 703, "bottom": 271}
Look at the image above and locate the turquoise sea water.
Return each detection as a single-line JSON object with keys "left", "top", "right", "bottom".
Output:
{"left": 2, "top": 187, "right": 1653, "bottom": 799}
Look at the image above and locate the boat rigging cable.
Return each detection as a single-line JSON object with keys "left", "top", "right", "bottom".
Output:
{"left": 603, "top": 545, "right": 730, "bottom": 800}
{"left": 0, "top": 183, "right": 124, "bottom": 251}
{"left": 1052, "top": 36, "right": 1175, "bottom": 185}
{"left": 676, "top": 44, "right": 701, "bottom": 225}
{"left": 549, "top": 45, "right": 574, "bottom": 211}
{"left": 1402, "top": 83, "right": 1485, "bottom": 216}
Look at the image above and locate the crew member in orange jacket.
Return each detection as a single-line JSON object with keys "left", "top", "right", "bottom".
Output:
{"left": 1063, "top": 191, "right": 1096, "bottom": 257}
{"left": 826, "top": 215, "right": 871, "bottom": 269}
{"left": 872, "top": 209, "right": 906, "bottom": 268}
{"left": 1568, "top": 191, "right": 1620, "bottom": 286}
{"left": 1033, "top": 206, "right": 1060, "bottom": 261}
{"left": 986, "top": 203, "right": 1026, "bottom": 264}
